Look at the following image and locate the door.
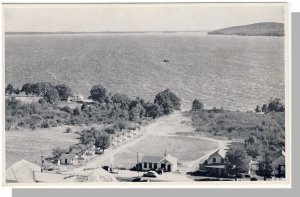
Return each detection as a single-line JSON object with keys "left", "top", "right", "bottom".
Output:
{"left": 65, "top": 159, "right": 68, "bottom": 164}
{"left": 161, "top": 163, "right": 166, "bottom": 171}
{"left": 167, "top": 164, "right": 171, "bottom": 172}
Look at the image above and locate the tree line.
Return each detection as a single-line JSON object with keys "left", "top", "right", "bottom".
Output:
{"left": 5, "top": 83, "right": 181, "bottom": 131}
{"left": 5, "top": 82, "right": 72, "bottom": 104}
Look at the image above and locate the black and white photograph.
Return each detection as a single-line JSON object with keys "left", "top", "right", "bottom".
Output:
{"left": 2, "top": 3, "right": 289, "bottom": 186}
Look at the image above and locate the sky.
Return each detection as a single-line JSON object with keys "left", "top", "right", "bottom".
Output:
{"left": 4, "top": 3, "right": 286, "bottom": 32}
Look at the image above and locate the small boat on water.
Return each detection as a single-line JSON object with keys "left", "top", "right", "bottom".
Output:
{"left": 163, "top": 58, "right": 170, "bottom": 63}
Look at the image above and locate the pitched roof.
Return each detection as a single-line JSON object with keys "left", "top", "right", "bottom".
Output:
{"left": 208, "top": 149, "right": 225, "bottom": 160}
{"left": 141, "top": 154, "right": 178, "bottom": 164}
{"left": 34, "top": 172, "right": 77, "bottom": 183}
{"left": 273, "top": 150, "right": 285, "bottom": 160}
{"left": 60, "top": 153, "right": 78, "bottom": 160}
{"left": 141, "top": 155, "right": 165, "bottom": 163}
{"left": 6, "top": 160, "right": 41, "bottom": 183}
{"left": 75, "top": 167, "right": 118, "bottom": 182}
{"left": 164, "top": 154, "right": 178, "bottom": 164}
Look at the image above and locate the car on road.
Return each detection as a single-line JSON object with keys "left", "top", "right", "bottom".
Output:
{"left": 143, "top": 171, "right": 159, "bottom": 178}
{"left": 132, "top": 177, "right": 149, "bottom": 182}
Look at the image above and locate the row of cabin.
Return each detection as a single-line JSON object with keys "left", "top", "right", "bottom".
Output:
{"left": 199, "top": 149, "right": 286, "bottom": 178}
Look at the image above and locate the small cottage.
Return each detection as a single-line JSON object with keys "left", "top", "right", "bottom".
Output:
{"left": 141, "top": 154, "right": 178, "bottom": 172}
{"left": 59, "top": 153, "right": 79, "bottom": 165}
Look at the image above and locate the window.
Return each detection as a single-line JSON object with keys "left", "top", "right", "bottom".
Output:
{"left": 221, "top": 159, "right": 224, "bottom": 164}
{"left": 213, "top": 158, "right": 216, "bottom": 163}
{"left": 149, "top": 163, "right": 152, "bottom": 169}
{"left": 154, "top": 163, "right": 157, "bottom": 169}
{"left": 144, "top": 162, "right": 147, "bottom": 168}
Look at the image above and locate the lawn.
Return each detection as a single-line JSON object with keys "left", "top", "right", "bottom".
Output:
{"left": 112, "top": 135, "right": 218, "bottom": 171}
{"left": 4, "top": 125, "right": 97, "bottom": 168}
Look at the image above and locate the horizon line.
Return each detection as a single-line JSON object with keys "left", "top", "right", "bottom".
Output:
{"left": 5, "top": 30, "right": 210, "bottom": 35}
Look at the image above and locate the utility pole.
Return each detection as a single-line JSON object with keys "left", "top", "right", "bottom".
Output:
{"left": 137, "top": 152, "right": 139, "bottom": 178}
{"left": 40, "top": 152, "right": 44, "bottom": 173}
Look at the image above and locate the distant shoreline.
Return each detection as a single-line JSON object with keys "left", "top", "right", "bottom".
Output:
{"left": 5, "top": 31, "right": 209, "bottom": 35}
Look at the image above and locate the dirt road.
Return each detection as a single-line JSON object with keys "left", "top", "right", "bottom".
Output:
{"left": 66, "top": 111, "right": 230, "bottom": 177}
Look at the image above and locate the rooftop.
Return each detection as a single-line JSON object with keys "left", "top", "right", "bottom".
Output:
{"left": 6, "top": 159, "right": 41, "bottom": 183}
{"left": 141, "top": 154, "right": 178, "bottom": 164}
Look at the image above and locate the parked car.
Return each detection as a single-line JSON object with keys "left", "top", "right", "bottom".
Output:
{"left": 95, "top": 148, "right": 103, "bottom": 154}
{"left": 250, "top": 176, "right": 258, "bottom": 181}
{"left": 244, "top": 174, "right": 251, "bottom": 178}
{"left": 132, "top": 177, "right": 149, "bottom": 182}
{"left": 110, "top": 168, "right": 119, "bottom": 174}
{"left": 143, "top": 171, "right": 159, "bottom": 178}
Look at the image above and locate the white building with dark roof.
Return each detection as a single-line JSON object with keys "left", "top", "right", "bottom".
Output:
{"left": 141, "top": 154, "right": 178, "bottom": 172}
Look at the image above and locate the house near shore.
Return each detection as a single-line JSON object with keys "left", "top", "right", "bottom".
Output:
{"left": 199, "top": 149, "right": 227, "bottom": 177}
{"left": 141, "top": 154, "right": 178, "bottom": 172}
{"left": 68, "top": 93, "right": 84, "bottom": 102}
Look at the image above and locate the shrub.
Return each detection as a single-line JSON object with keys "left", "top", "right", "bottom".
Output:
{"left": 49, "top": 119, "right": 58, "bottom": 127}
{"left": 41, "top": 120, "right": 50, "bottom": 128}
{"left": 191, "top": 99, "right": 204, "bottom": 111}
{"left": 66, "top": 127, "right": 72, "bottom": 133}
{"left": 60, "top": 106, "right": 73, "bottom": 114}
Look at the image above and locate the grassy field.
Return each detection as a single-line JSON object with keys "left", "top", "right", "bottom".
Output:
{"left": 112, "top": 135, "right": 218, "bottom": 171}
{"left": 5, "top": 124, "right": 103, "bottom": 168}
{"left": 5, "top": 96, "right": 43, "bottom": 104}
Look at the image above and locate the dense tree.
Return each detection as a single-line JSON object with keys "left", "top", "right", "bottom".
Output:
{"left": 5, "top": 84, "right": 14, "bottom": 95}
{"left": 95, "top": 132, "right": 110, "bottom": 153}
{"left": 143, "top": 102, "right": 163, "bottom": 118}
{"left": 128, "top": 99, "right": 145, "bottom": 121}
{"left": 267, "top": 98, "right": 285, "bottom": 113}
{"left": 257, "top": 150, "right": 275, "bottom": 180}
{"left": 80, "top": 129, "right": 96, "bottom": 145}
{"left": 154, "top": 89, "right": 181, "bottom": 114}
{"left": 21, "top": 83, "right": 34, "bottom": 95}
{"left": 255, "top": 105, "right": 262, "bottom": 113}
{"left": 191, "top": 99, "right": 204, "bottom": 111}
{"left": 81, "top": 103, "right": 88, "bottom": 111}
{"left": 262, "top": 104, "right": 268, "bottom": 113}
{"left": 55, "top": 84, "right": 72, "bottom": 101}
{"left": 225, "top": 148, "right": 250, "bottom": 181}
{"left": 89, "top": 85, "right": 107, "bottom": 103}
{"left": 246, "top": 142, "right": 263, "bottom": 159}
{"left": 111, "top": 93, "right": 132, "bottom": 110}
{"left": 14, "top": 88, "right": 20, "bottom": 95}
{"left": 52, "top": 147, "right": 66, "bottom": 159}
{"left": 60, "top": 106, "right": 73, "bottom": 114}
{"left": 73, "top": 107, "right": 81, "bottom": 116}
{"left": 43, "top": 87, "right": 60, "bottom": 104}
{"left": 29, "top": 114, "right": 43, "bottom": 130}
